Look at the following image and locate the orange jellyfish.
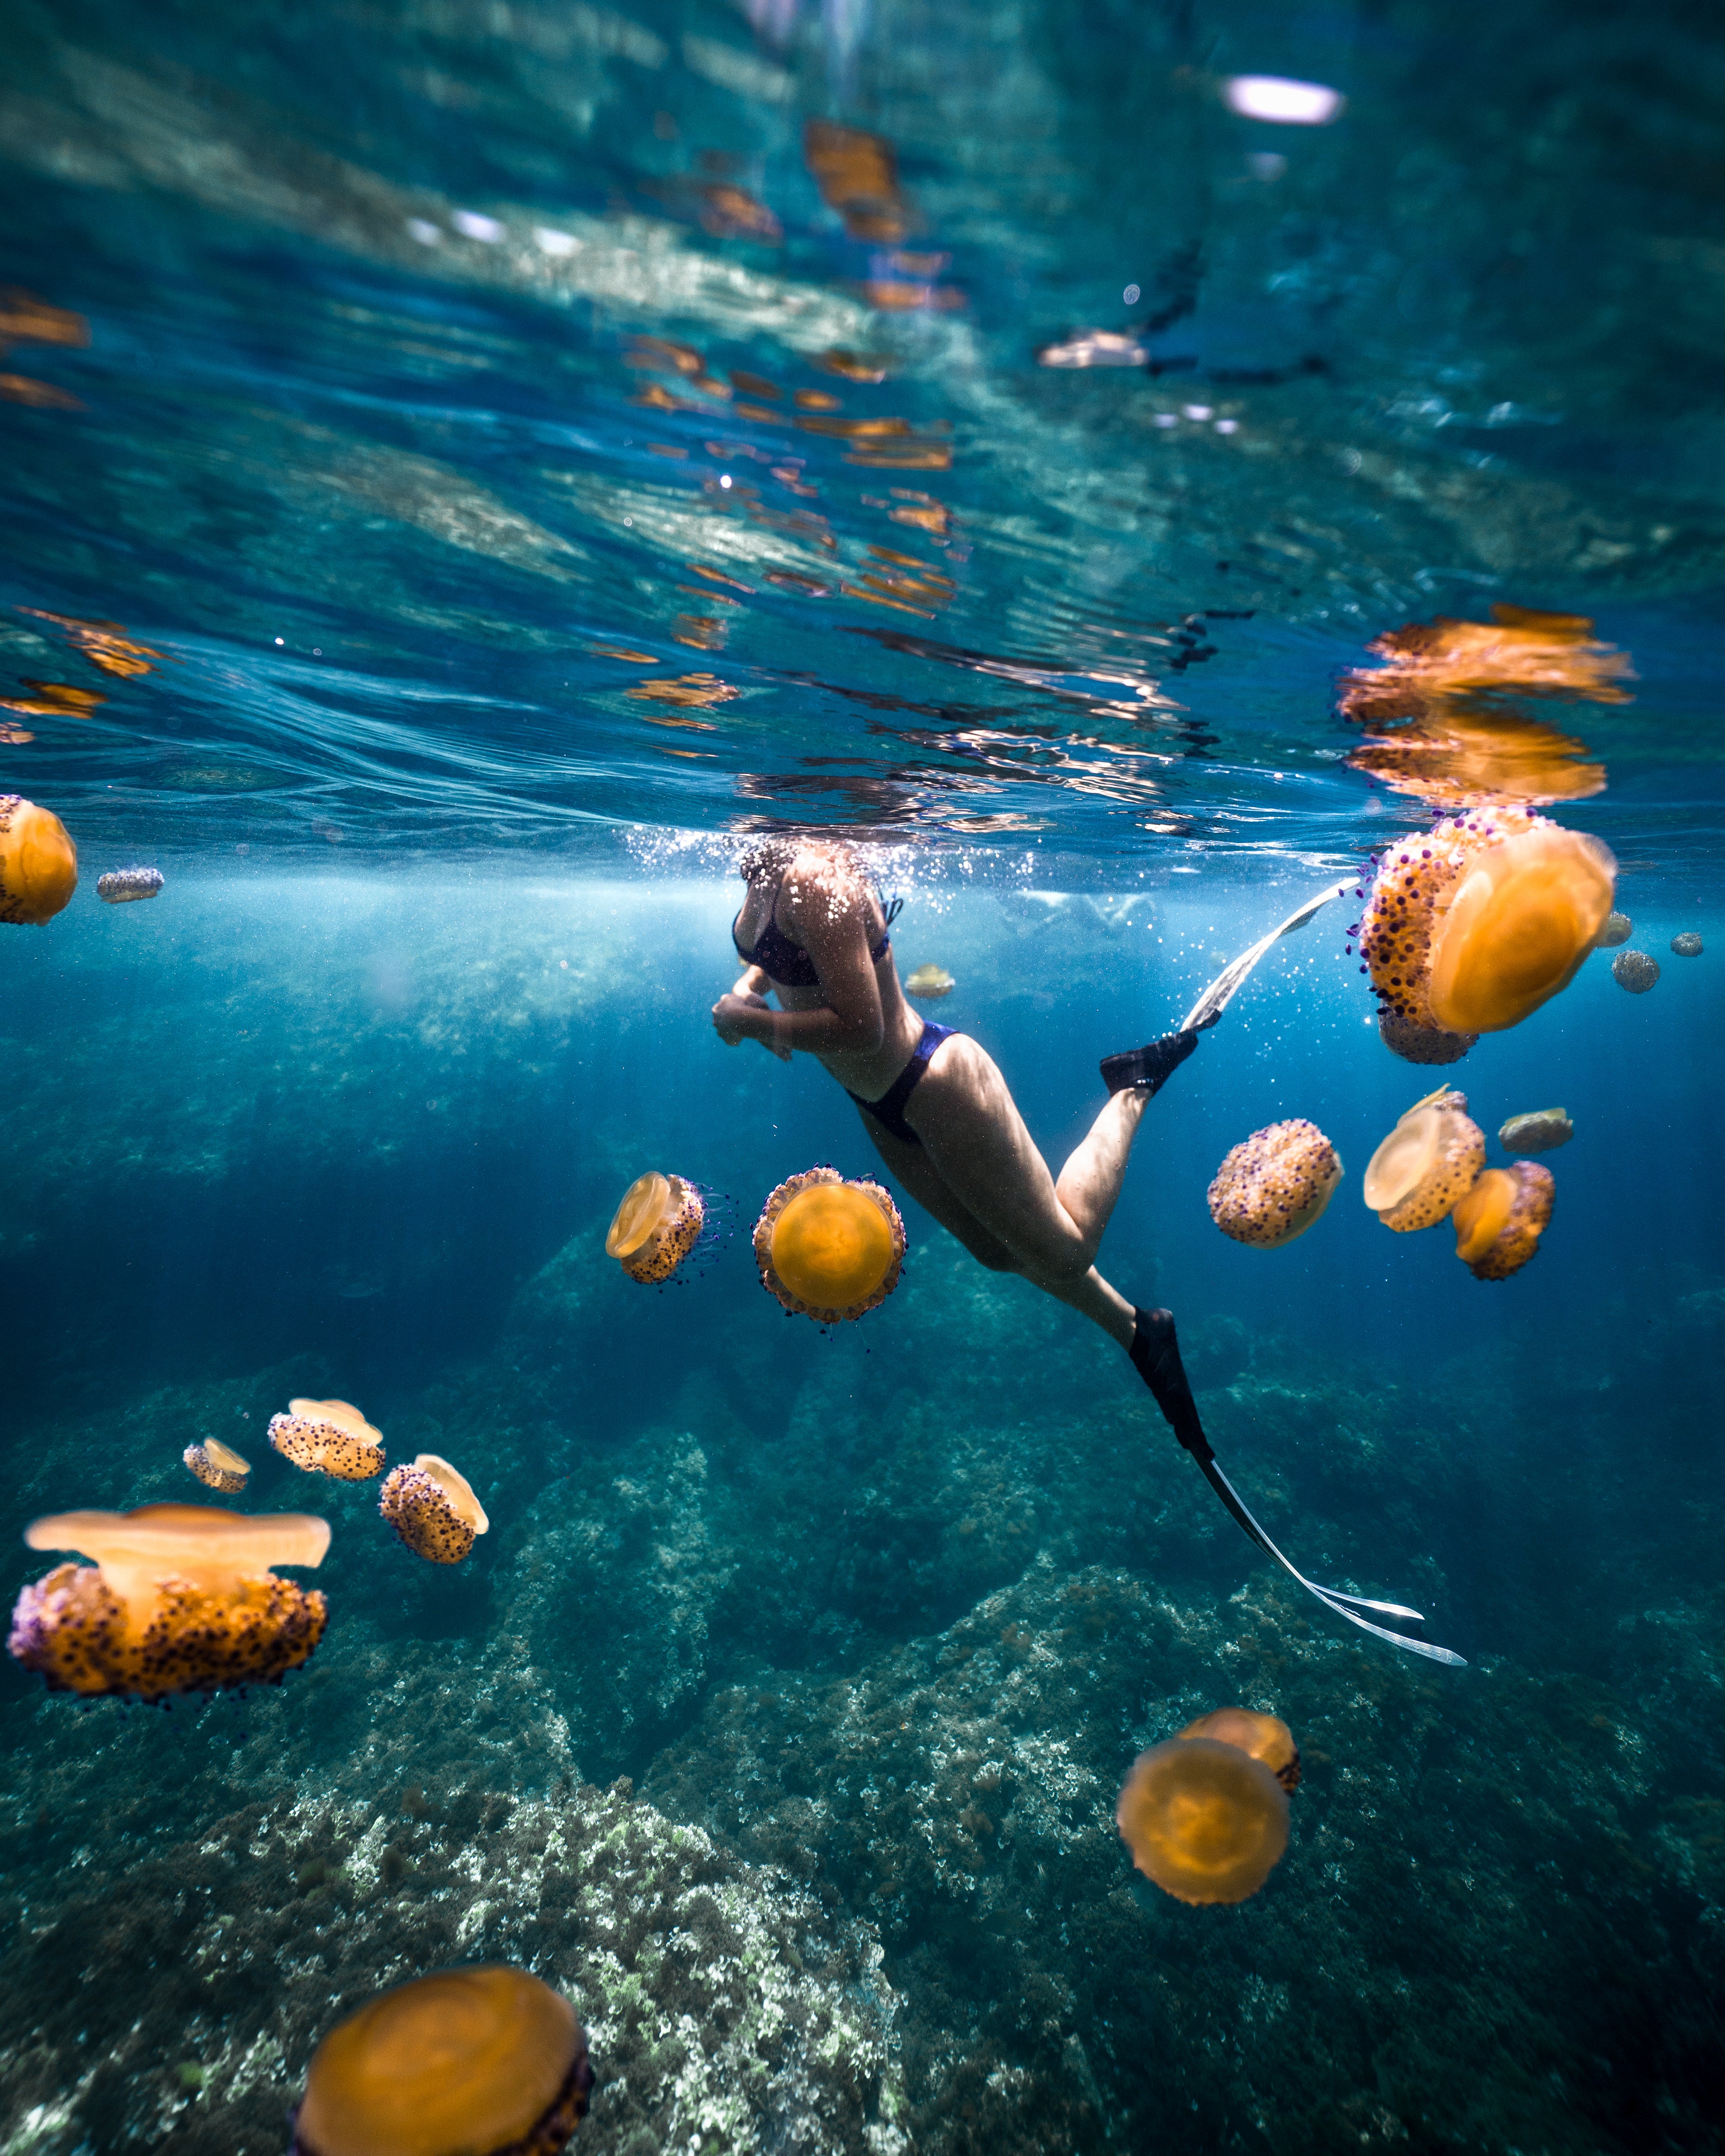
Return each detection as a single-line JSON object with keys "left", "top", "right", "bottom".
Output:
{"left": 604, "top": 1172, "right": 725, "bottom": 1285}
{"left": 753, "top": 1165, "right": 906, "bottom": 1322}
{"left": 1359, "top": 807, "right": 1615, "bottom": 1061}
{"left": 1362, "top": 1088, "right": 1486, "bottom": 1231}
{"left": 1207, "top": 1120, "right": 1343, "bottom": 1248}
{"left": 1452, "top": 1161, "right": 1555, "bottom": 1280}
{"left": 1177, "top": 1707, "right": 1302, "bottom": 1791}
{"left": 1116, "top": 1737, "right": 1290, "bottom": 1905}
{"left": 290, "top": 1965, "right": 593, "bottom": 2156}
{"left": 7, "top": 1503, "right": 329, "bottom": 1701}
{"left": 183, "top": 1437, "right": 251, "bottom": 1494}
{"left": 379, "top": 1455, "right": 490, "bottom": 1565}
{"left": 270, "top": 1399, "right": 386, "bottom": 1481}
{"left": 0, "top": 794, "right": 77, "bottom": 925}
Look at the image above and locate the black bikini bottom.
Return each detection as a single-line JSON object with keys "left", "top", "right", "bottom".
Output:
{"left": 848, "top": 1020, "right": 958, "bottom": 1147}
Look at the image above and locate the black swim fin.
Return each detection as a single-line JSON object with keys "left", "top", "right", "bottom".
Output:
{"left": 1100, "top": 1029, "right": 1197, "bottom": 1097}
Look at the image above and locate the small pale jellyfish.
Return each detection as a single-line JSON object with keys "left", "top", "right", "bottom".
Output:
{"left": 1362, "top": 1088, "right": 1485, "bottom": 1231}
{"left": 7, "top": 1503, "right": 330, "bottom": 1701}
{"left": 904, "top": 963, "right": 956, "bottom": 999}
{"left": 183, "top": 1436, "right": 251, "bottom": 1493}
{"left": 1594, "top": 910, "right": 1632, "bottom": 948}
{"left": 753, "top": 1165, "right": 907, "bottom": 1322}
{"left": 290, "top": 1965, "right": 593, "bottom": 2156}
{"left": 1611, "top": 949, "right": 1659, "bottom": 994}
{"left": 379, "top": 1455, "right": 489, "bottom": 1565}
{"left": 1499, "top": 1107, "right": 1573, "bottom": 1155}
{"left": 1452, "top": 1161, "right": 1555, "bottom": 1281}
{"left": 1207, "top": 1120, "right": 1342, "bottom": 1248}
{"left": 1672, "top": 932, "right": 1703, "bottom": 958}
{"left": 96, "top": 865, "right": 164, "bottom": 903}
{"left": 1176, "top": 1708, "right": 1302, "bottom": 1791}
{"left": 1116, "top": 1737, "right": 1290, "bottom": 1906}
{"left": 604, "top": 1172, "right": 726, "bottom": 1285}
{"left": 0, "top": 794, "right": 77, "bottom": 925}
{"left": 270, "top": 1399, "right": 387, "bottom": 1481}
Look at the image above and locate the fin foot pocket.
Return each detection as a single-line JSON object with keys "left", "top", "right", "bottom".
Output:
{"left": 1100, "top": 1029, "right": 1197, "bottom": 1096}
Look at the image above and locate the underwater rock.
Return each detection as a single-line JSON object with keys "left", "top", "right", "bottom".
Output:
{"left": 904, "top": 963, "right": 955, "bottom": 999}
{"left": 378, "top": 1455, "right": 489, "bottom": 1565}
{"left": 1207, "top": 1120, "right": 1342, "bottom": 1247}
{"left": 96, "top": 864, "right": 164, "bottom": 904}
{"left": 1363, "top": 1088, "right": 1485, "bottom": 1232}
{"left": 271, "top": 1399, "right": 387, "bottom": 1481}
{"left": 183, "top": 1436, "right": 251, "bottom": 1493}
{"left": 1594, "top": 909, "right": 1633, "bottom": 947}
{"left": 1499, "top": 1107, "right": 1574, "bottom": 1154}
{"left": 1672, "top": 931, "right": 1703, "bottom": 957}
{"left": 0, "top": 794, "right": 77, "bottom": 925}
{"left": 1453, "top": 1161, "right": 1555, "bottom": 1280}
{"left": 1612, "top": 949, "right": 1660, "bottom": 994}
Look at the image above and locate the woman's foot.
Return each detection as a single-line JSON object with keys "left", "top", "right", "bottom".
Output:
{"left": 1100, "top": 1030, "right": 1197, "bottom": 1096}
{"left": 1128, "top": 1306, "right": 1213, "bottom": 1461}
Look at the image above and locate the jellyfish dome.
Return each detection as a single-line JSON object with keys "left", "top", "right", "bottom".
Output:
{"left": 1594, "top": 910, "right": 1632, "bottom": 948}
{"left": 1672, "top": 932, "right": 1703, "bottom": 958}
{"left": 605, "top": 1172, "right": 710, "bottom": 1285}
{"left": 1360, "top": 807, "right": 1615, "bottom": 1054}
{"left": 1115, "top": 1737, "right": 1290, "bottom": 1905}
{"left": 270, "top": 1399, "right": 387, "bottom": 1480}
{"left": 1177, "top": 1708, "right": 1302, "bottom": 1791}
{"left": 183, "top": 1437, "right": 251, "bottom": 1494}
{"left": 1376, "top": 1011, "right": 1476, "bottom": 1066}
{"left": 291, "top": 1965, "right": 593, "bottom": 2156}
{"left": 1362, "top": 1088, "right": 1486, "bottom": 1232}
{"left": 1612, "top": 949, "right": 1659, "bottom": 994}
{"left": 96, "top": 864, "right": 164, "bottom": 904}
{"left": 1499, "top": 1107, "right": 1574, "bottom": 1155}
{"left": 1207, "top": 1121, "right": 1342, "bottom": 1248}
{"left": 0, "top": 795, "right": 77, "bottom": 926}
{"left": 753, "top": 1166, "right": 907, "bottom": 1322}
{"left": 1452, "top": 1161, "right": 1555, "bottom": 1281}
{"left": 904, "top": 964, "right": 956, "bottom": 999}
{"left": 7, "top": 1503, "right": 329, "bottom": 1702}
{"left": 380, "top": 1456, "right": 490, "bottom": 1565}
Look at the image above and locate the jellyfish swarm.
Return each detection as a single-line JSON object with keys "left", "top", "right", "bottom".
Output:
{"left": 8, "top": 1503, "right": 329, "bottom": 1702}
{"left": 1207, "top": 1120, "right": 1342, "bottom": 1248}
{"left": 0, "top": 795, "right": 77, "bottom": 925}
{"left": 270, "top": 1398, "right": 386, "bottom": 1480}
{"left": 1362, "top": 1089, "right": 1486, "bottom": 1231}
{"left": 1116, "top": 1735, "right": 1290, "bottom": 1906}
{"left": 1360, "top": 808, "right": 1615, "bottom": 1061}
{"left": 183, "top": 1437, "right": 251, "bottom": 1493}
{"left": 1452, "top": 1162, "right": 1555, "bottom": 1281}
{"left": 380, "top": 1455, "right": 489, "bottom": 1565}
{"left": 291, "top": 1966, "right": 593, "bottom": 2156}
{"left": 605, "top": 1171, "right": 726, "bottom": 1285}
{"left": 754, "top": 1166, "right": 906, "bottom": 1322}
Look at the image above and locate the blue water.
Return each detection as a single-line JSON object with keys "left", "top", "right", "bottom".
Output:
{"left": 3, "top": 0, "right": 1725, "bottom": 2150}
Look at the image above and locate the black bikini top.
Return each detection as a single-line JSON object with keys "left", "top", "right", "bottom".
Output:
{"left": 732, "top": 891, "right": 901, "bottom": 987}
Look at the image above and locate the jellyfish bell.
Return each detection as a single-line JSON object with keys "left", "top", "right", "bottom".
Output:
{"left": 1612, "top": 949, "right": 1659, "bottom": 994}
{"left": 270, "top": 1398, "right": 386, "bottom": 1481}
{"left": 183, "top": 1436, "right": 251, "bottom": 1494}
{"left": 1362, "top": 1088, "right": 1486, "bottom": 1232}
{"left": 380, "top": 1455, "right": 490, "bottom": 1565}
{"left": 1499, "top": 1107, "right": 1574, "bottom": 1155}
{"left": 1115, "top": 1737, "right": 1290, "bottom": 1906}
{"left": 7, "top": 1502, "right": 329, "bottom": 1701}
{"left": 290, "top": 1965, "right": 593, "bottom": 2156}
{"left": 1594, "top": 910, "right": 1632, "bottom": 948}
{"left": 1452, "top": 1161, "right": 1554, "bottom": 1281}
{"left": 1425, "top": 822, "right": 1616, "bottom": 1034}
{"left": 1177, "top": 1707, "right": 1302, "bottom": 1792}
{"left": 754, "top": 1165, "right": 906, "bottom": 1323}
{"left": 1207, "top": 1120, "right": 1342, "bottom": 1248}
{"left": 904, "top": 963, "right": 955, "bottom": 999}
{"left": 1672, "top": 932, "right": 1703, "bottom": 958}
{"left": 1377, "top": 1011, "right": 1476, "bottom": 1067}
{"left": 96, "top": 864, "right": 164, "bottom": 904}
{"left": 0, "top": 794, "right": 77, "bottom": 925}
{"left": 604, "top": 1171, "right": 716, "bottom": 1285}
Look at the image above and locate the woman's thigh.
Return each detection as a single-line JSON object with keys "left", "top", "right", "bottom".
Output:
{"left": 854, "top": 1104, "right": 1023, "bottom": 1272}
{"left": 901, "top": 1035, "right": 1088, "bottom": 1275}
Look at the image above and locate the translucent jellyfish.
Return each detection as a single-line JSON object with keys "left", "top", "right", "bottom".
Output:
{"left": 379, "top": 1455, "right": 489, "bottom": 1565}
{"left": 1612, "top": 950, "right": 1659, "bottom": 994}
{"left": 270, "top": 1399, "right": 386, "bottom": 1481}
{"left": 1362, "top": 1088, "right": 1485, "bottom": 1232}
{"left": 1594, "top": 911, "right": 1632, "bottom": 948}
{"left": 96, "top": 864, "right": 164, "bottom": 903}
{"left": 904, "top": 964, "right": 956, "bottom": 999}
{"left": 604, "top": 1172, "right": 724, "bottom": 1285}
{"left": 753, "top": 1165, "right": 907, "bottom": 1323}
{"left": 1672, "top": 932, "right": 1703, "bottom": 958}
{"left": 183, "top": 1437, "right": 250, "bottom": 1493}
{"left": 1115, "top": 1737, "right": 1290, "bottom": 1905}
{"left": 1452, "top": 1161, "right": 1555, "bottom": 1281}
{"left": 290, "top": 1966, "right": 593, "bottom": 2156}
{"left": 1499, "top": 1107, "right": 1574, "bottom": 1155}
{"left": 8, "top": 1503, "right": 329, "bottom": 1702}
{"left": 1207, "top": 1120, "right": 1342, "bottom": 1248}
{"left": 1177, "top": 1708, "right": 1302, "bottom": 1791}
{"left": 1360, "top": 807, "right": 1615, "bottom": 1053}
{"left": 0, "top": 795, "right": 77, "bottom": 925}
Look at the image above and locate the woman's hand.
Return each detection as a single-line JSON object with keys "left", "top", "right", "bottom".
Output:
{"left": 711, "top": 991, "right": 792, "bottom": 1059}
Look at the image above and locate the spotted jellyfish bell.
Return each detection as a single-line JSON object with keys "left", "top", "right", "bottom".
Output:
{"left": 379, "top": 1455, "right": 489, "bottom": 1565}
{"left": 1451, "top": 1161, "right": 1555, "bottom": 1281}
{"left": 0, "top": 794, "right": 77, "bottom": 925}
{"left": 604, "top": 1171, "right": 728, "bottom": 1285}
{"left": 753, "top": 1165, "right": 907, "bottom": 1322}
{"left": 1206, "top": 1120, "right": 1343, "bottom": 1248}
{"left": 270, "top": 1398, "right": 386, "bottom": 1481}
{"left": 1361, "top": 1087, "right": 1486, "bottom": 1232}
{"left": 183, "top": 1436, "right": 251, "bottom": 1494}
{"left": 96, "top": 864, "right": 164, "bottom": 904}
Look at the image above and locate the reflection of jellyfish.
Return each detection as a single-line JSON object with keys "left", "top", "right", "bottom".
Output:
{"left": 1595, "top": 910, "right": 1632, "bottom": 948}
{"left": 1453, "top": 1162, "right": 1554, "bottom": 1280}
{"left": 0, "top": 795, "right": 77, "bottom": 925}
{"left": 1672, "top": 932, "right": 1703, "bottom": 959}
{"left": 1207, "top": 1121, "right": 1342, "bottom": 1248}
{"left": 8, "top": 1503, "right": 329, "bottom": 1701}
{"left": 1115, "top": 1738, "right": 1290, "bottom": 1905}
{"left": 1612, "top": 950, "right": 1659, "bottom": 994}
{"left": 270, "top": 1399, "right": 386, "bottom": 1481}
{"left": 1177, "top": 1708, "right": 1302, "bottom": 1791}
{"left": 604, "top": 1172, "right": 730, "bottom": 1286}
{"left": 1362, "top": 1088, "right": 1485, "bottom": 1231}
{"left": 1360, "top": 807, "right": 1614, "bottom": 1058}
{"left": 183, "top": 1437, "right": 250, "bottom": 1493}
{"left": 291, "top": 1966, "right": 593, "bottom": 2156}
{"left": 379, "top": 1455, "right": 490, "bottom": 1565}
{"left": 1499, "top": 1108, "right": 1573, "bottom": 1155}
{"left": 96, "top": 865, "right": 164, "bottom": 904}
{"left": 754, "top": 1165, "right": 906, "bottom": 1322}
